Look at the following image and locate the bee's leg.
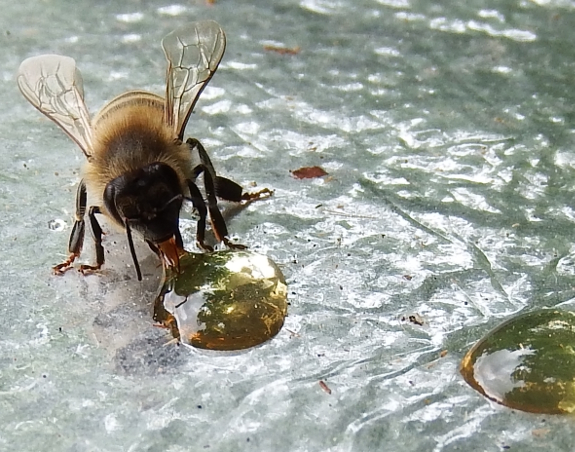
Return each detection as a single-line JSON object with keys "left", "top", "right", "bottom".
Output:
{"left": 53, "top": 180, "right": 87, "bottom": 274}
{"left": 187, "top": 137, "right": 217, "bottom": 180}
{"left": 204, "top": 169, "right": 247, "bottom": 249}
{"left": 214, "top": 176, "right": 274, "bottom": 203}
{"left": 186, "top": 137, "right": 245, "bottom": 249}
{"left": 186, "top": 139, "right": 272, "bottom": 203}
{"left": 79, "top": 206, "right": 105, "bottom": 274}
{"left": 186, "top": 136, "right": 272, "bottom": 203}
{"left": 187, "top": 181, "right": 213, "bottom": 252}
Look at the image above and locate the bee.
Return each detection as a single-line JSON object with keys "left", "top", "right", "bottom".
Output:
{"left": 17, "top": 20, "right": 271, "bottom": 281}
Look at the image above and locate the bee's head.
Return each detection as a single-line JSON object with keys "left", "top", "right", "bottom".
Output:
{"left": 104, "top": 162, "right": 185, "bottom": 279}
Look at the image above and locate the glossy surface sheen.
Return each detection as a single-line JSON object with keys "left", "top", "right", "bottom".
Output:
{"left": 461, "top": 310, "right": 575, "bottom": 414}
{"left": 154, "top": 250, "right": 288, "bottom": 350}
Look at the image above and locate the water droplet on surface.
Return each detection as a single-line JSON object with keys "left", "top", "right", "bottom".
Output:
{"left": 154, "top": 250, "right": 288, "bottom": 351}
{"left": 461, "top": 309, "right": 575, "bottom": 414}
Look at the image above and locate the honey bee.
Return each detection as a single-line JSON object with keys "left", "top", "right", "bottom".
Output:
{"left": 17, "top": 20, "right": 271, "bottom": 280}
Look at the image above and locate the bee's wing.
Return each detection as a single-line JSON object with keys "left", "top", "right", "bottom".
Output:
{"left": 17, "top": 55, "right": 92, "bottom": 158}
{"left": 162, "top": 20, "right": 226, "bottom": 141}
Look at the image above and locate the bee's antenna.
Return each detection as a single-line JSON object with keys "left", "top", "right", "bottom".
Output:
{"left": 125, "top": 220, "right": 142, "bottom": 281}
{"left": 161, "top": 194, "right": 184, "bottom": 211}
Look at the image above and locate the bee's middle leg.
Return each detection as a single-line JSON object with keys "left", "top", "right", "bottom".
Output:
{"left": 53, "top": 180, "right": 87, "bottom": 275}
{"left": 214, "top": 176, "right": 273, "bottom": 203}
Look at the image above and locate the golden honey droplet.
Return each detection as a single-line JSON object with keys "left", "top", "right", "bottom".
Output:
{"left": 154, "top": 250, "right": 288, "bottom": 351}
{"left": 461, "top": 309, "right": 575, "bottom": 414}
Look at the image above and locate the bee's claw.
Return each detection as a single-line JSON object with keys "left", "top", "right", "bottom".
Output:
{"left": 52, "top": 253, "right": 79, "bottom": 275}
{"left": 223, "top": 238, "right": 247, "bottom": 250}
{"left": 196, "top": 241, "right": 214, "bottom": 253}
{"left": 241, "top": 188, "right": 273, "bottom": 202}
{"left": 78, "top": 264, "right": 102, "bottom": 275}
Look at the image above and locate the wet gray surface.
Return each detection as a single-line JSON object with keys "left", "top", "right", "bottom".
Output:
{"left": 2, "top": 0, "right": 575, "bottom": 450}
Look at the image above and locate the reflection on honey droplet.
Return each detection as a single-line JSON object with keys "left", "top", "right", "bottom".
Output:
{"left": 154, "top": 250, "right": 288, "bottom": 351}
{"left": 460, "top": 309, "right": 575, "bottom": 414}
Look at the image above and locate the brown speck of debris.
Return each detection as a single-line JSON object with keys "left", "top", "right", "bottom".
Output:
{"left": 264, "top": 45, "right": 301, "bottom": 55}
{"left": 319, "top": 380, "right": 332, "bottom": 395}
{"left": 440, "top": 350, "right": 448, "bottom": 358}
{"left": 291, "top": 166, "right": 328, "bottom": 179}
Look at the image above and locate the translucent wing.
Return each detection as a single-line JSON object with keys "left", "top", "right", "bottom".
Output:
{"left": 17, "top": 55, "right": 92, "bottom": 158}
{"left": 162, "top": 20, "right": 226, "bottom": 141}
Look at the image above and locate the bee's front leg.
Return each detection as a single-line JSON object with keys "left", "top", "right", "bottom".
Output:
{"left": 186, "top": 180, "right": 213, "bottom": 252}
{"left": 186, "top": 138, "right": 235, "bottom": 249}
{"left": 78, "top": 206, "right": 105, "bottom": 275}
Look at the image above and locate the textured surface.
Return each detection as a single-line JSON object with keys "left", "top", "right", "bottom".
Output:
{"left": 2, "top": 0, "right": 575, "bottom": 450}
